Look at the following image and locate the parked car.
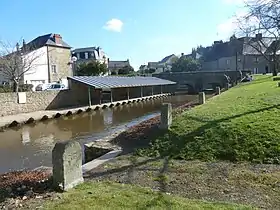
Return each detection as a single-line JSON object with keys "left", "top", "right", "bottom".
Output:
{"left": 35, "top": 83, "right": 51, "bottom": 91}
{"left": 47, "top": 83, "right": 66, "bottom": 90}
{"left": 35, "top": 83, "right": 66, "bottom": 91}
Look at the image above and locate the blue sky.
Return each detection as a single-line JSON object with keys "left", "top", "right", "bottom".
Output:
{"left": 0, "top": 0, "right": 246, "bottom": 69}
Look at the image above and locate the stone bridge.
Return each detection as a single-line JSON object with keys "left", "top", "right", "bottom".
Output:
{"left": 153, "top": 70, "right": 249, "bottom": 93}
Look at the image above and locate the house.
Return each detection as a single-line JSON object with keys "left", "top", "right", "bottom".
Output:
{"left": 146, "top": 54, "right": 179, "bottom": 73}
{"left": 201, "top": 33, "right": 279, "bottom": 74}
{"left": 71, "top": 46, "right": 108, "bottom": 65}
{"left": 0, "top": 33, "right": 72, "bottom": 90}
{"left": 108, "top": 59, "right": 131, "bottom": 74}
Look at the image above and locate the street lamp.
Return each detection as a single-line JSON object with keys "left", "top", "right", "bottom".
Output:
{"left": 71, "top": 56, "right": 77, "bottom": 76}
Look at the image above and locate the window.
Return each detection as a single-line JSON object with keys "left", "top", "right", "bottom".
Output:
{"left": 51, "top": 65, "right": 57, "bottom": 74}
{"left": 226, "top": 59, "right": 230, "bottom": 65}
{"left": 255, "top": 57, "right": 259, "bottom": 62}
{"left": 79, "top": 52, "right": 85, "bottom": 59}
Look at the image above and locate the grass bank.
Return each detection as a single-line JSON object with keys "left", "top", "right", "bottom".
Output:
{"left": 139, "top": 75, "right": 280, "bottom": 163}
{"left": 43, "top": 181, "right": 252, "bottom": 210}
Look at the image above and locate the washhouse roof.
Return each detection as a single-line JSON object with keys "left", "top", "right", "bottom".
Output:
{"left": 67, "top": 76, "right": 176, "bottom": 89}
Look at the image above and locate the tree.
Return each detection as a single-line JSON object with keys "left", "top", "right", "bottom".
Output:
{"left": 0, "top": 40, "right": 42, "bottom": 92}
{"left": 237, "top": 0, "right": 280, "bottom": 76}
{"left": 77, "top": 60, "right": 108, "bottom": 76}
{"left": 171, "top": 56, "right": 201, "bottom": 72}
{"left": 118, "top": 65, "right": 134, "bottom": 75}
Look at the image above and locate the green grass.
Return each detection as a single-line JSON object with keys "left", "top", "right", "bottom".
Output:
{"left": 44, "top": 181, "right": 253, "bottom": 210}
{"left": 139, "top": 75, "right": 280, "bottom": 163}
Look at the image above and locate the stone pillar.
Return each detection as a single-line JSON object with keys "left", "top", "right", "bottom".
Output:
{"left": 52, "top": 141, "right": 84, "bottom": 191}
{"left": 225, "top": 83, "right": 230, "bottom": 90}
{"left": 198, "top": 92, "right": 205, "bottom": 105}
{"left": 160, "top": 103, "right": 172, "bottom": 130}
{"left": 215, "top": 87, "right": 221, "bottom": 95}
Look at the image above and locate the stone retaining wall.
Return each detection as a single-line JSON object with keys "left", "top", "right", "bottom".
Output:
{"left": 0, "top": 81, "right": 89, "bottom": 116}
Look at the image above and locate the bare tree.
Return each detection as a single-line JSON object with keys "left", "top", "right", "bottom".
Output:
{"left": 0, "top": 40, "right": 43, "bottom": 92}
{"left": 237, "top": 0, "right": 280, "bottom": 76}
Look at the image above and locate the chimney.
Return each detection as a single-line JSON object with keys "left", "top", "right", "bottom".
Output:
{"left": 181, "top": 53, "right": 184, "bottom": 57}
{"left": 53, "top": 34, "right": 62, "bottom": 44}
{"left": 256, "top": 33, "right": 262, "bottom": 40}
{"left": 22, "top": 39, "right": 26, "bottom": 51}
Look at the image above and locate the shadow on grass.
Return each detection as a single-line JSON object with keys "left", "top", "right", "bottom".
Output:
{"left": 186, "top": 103, "right": 280, "bottom": 124}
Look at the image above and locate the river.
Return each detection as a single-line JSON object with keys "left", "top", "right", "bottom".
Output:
{"left": 0, "top": 95, "right": 196, "bottom": 174}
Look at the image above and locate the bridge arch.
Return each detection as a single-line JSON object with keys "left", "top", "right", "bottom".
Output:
{"left": 176, "top": 82, "right": 195, "bottom": 94}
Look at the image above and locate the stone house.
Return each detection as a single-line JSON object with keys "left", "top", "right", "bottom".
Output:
{"left": 0, "top": 33, "right": 72, "bottom": 90}
{"left": 71, "top": 47, "right": 108, "bottom": 65}
{"left": 202, "top": 34, "right": 279, "bottom": 74}
{"left": 108, "top": 59, "right": 131, "bottom": 75}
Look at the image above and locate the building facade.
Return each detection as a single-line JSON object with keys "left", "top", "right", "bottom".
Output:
{"left": 202, "top": 34, "right": 277, "bottom": 74}
{"left": 0, "top": 33, "right": 72, "bottom": 90}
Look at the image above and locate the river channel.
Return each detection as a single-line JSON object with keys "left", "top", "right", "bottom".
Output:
{"left": 0, "top": 95, "right": 196, "bottom": 174}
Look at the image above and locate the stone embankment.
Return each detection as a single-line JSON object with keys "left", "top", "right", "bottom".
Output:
{"left": 0, "top": 93, "right": 171, "bottom": 130}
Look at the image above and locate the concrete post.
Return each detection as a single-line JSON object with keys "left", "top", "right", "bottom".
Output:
{"left": 225, "top": 83, "right": 230, "bottom": 90}
{"left": 198, "top": 92, "right": 205, "bottom": 105}
{"left": 215, "top": 86, "right": 221, "bottom": 95}
{"left": 52, "top": 141, "right": 84, "bottom": 191}
{"left": 160, "top": 103, "right": 172, "bottom": 130}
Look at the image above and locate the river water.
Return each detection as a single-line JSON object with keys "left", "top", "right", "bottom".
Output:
{"left": 0, "top": 95, "right": 196, "bottom": 174}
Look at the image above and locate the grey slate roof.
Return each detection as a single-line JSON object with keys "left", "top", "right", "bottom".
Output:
{"left": 159, "top": 54, "right": 176, "bottom": 63}
{"left": 72, "top": 47, "right": 98, "bottom": 53}
{"left": 67, "top": 76, "right": 176, "bottom": 89}
{"left": 25, "top": 33, "right": 71, "bottom": 50}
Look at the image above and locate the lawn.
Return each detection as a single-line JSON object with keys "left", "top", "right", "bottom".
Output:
{"left": 139, "top": 75, "right": 280, "bottom": 163}
{"left": 43, "top": 181, "right": 253, "bottom": 210}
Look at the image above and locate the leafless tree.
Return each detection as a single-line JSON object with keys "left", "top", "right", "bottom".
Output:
{"left": 237, "top": 0, "right": 280, "bottom": 76}
{"left": 0, "top": 40, "right": 43, "bottom": 92}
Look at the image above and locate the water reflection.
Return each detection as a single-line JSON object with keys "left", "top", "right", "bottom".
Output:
{"left": 0, "top": 95, "right": 196, "bottom": 174}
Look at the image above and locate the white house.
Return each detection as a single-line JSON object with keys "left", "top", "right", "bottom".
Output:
{"left": 0, "top": 33, "right": 72, "bottom": 90}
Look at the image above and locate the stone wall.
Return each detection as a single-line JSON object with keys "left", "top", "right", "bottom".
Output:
{"left": 48, "top": 46, "right": 72, "bottom": 82}
{"left": 0, "top": 81, "right": 91, "bottom": 117}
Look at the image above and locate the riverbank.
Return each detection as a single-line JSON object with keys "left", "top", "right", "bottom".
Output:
{"left": 2, "top": 76, "right": 280, "bottom": 209}
{"left": 0, "top": 93, "right": 171, "bottom": 130}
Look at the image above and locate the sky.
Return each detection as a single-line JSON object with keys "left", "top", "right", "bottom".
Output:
{"left": 0, "top": 0, "right": 247, "bottom": 69}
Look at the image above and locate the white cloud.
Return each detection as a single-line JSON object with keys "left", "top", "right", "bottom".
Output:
{"left": 103, "top": 18, "right": 123, "bottom": 32}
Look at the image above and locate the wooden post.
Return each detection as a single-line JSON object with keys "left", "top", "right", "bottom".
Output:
{"left": 160, "top": 85, "right": 163, "bottom": 94}
{"left": 88, "top": 87, "right": 92, "bottom": 107}
{"left": 151, "top": 86, "right": 154, "bottom": 96}
{"left": 140, "top": 86, "right": 143, "bottom": 97}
